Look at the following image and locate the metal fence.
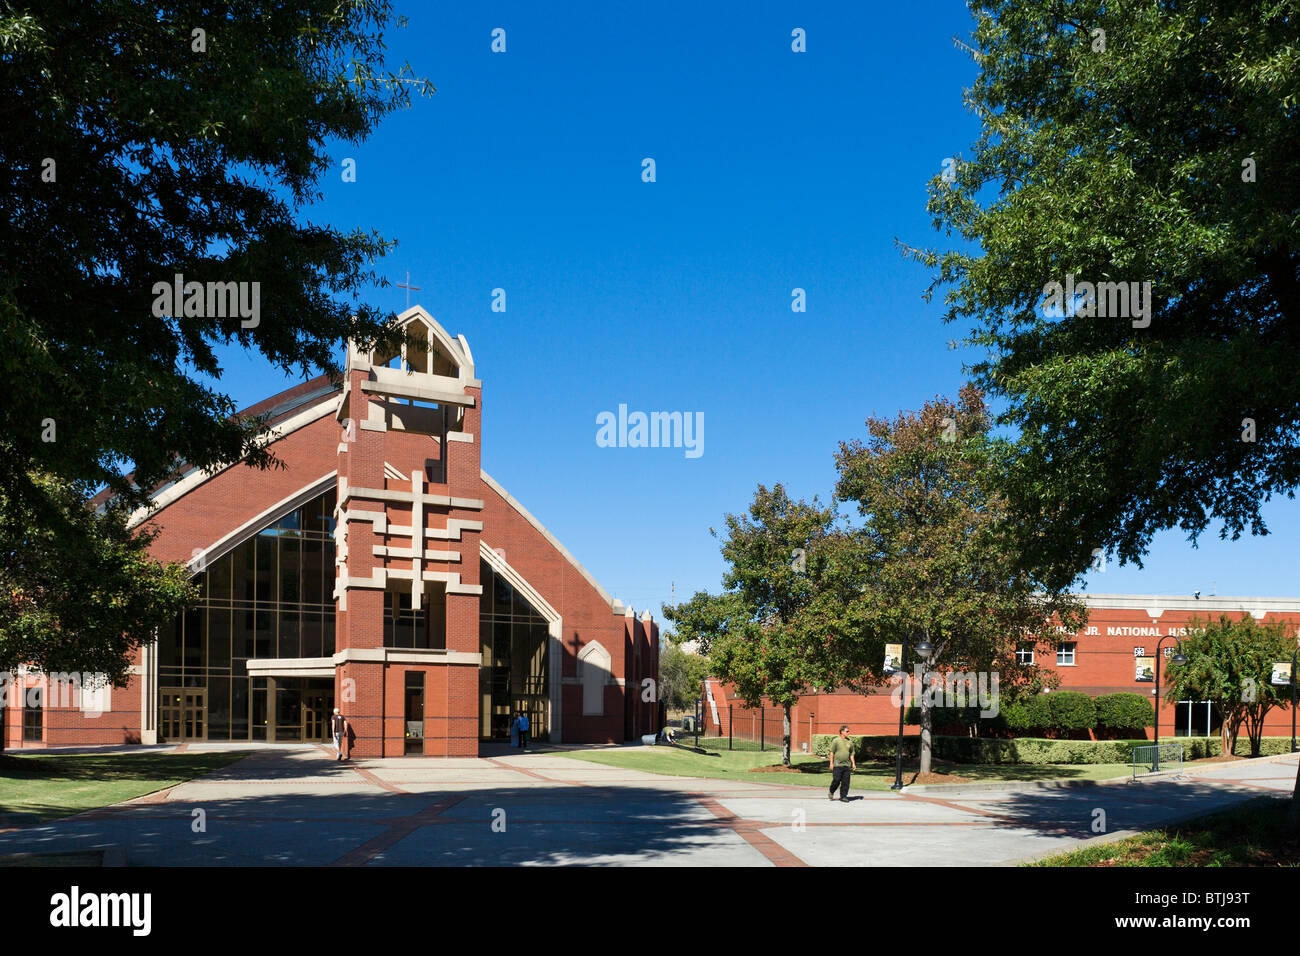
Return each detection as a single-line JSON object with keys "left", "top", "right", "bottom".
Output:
{"left": 720, "top": 705, "right": 788, "bottom": 750}
{"left": 1132, "top": 741, "right": 1184, "bottom": 778}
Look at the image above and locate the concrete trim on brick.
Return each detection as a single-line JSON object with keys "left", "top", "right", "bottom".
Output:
{"left": 332, "top": 647, "right": 481, "bottom": 666}
{"left": 188, "top": 472, "right": 338, "bottom": 568}
{"left": 341, "top": 485, "right": 485, "bottom": 510}
{"left": 245, "top": 657, "right": 336, "bottom": 677}
{"left": 480, "top": 470, "right": 615, "bottom": 609}
{"left": 1081, "top": 593, "right": 1300, "bottom": 614}
{"left": 127, "top": 398, "right": 340, "bottom": 528}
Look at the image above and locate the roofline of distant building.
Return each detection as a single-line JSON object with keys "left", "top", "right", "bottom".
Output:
{"left": 1079, "top": 593, "right": 1300, "bottom": 615}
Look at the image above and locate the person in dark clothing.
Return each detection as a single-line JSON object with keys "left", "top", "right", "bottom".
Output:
{"left": 827, "top": 724, "right": 855, "bottom": 801}
{"left": 330, "top": 708, "right": 349, "bottom": 761}
{"left": 517, "top": 711, "right": 530, "bottom": 749}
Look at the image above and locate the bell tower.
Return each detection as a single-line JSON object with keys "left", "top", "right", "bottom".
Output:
{"left": 332, "top": 306, "right": 485, "bottom": 756}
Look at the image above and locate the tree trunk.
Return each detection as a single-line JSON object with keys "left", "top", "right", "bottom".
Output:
{"left": 1248, "top": 707, "right": 1264, "bottom": 757}
{"left": 782, "top": 705, "right": 791, "bottom": 767}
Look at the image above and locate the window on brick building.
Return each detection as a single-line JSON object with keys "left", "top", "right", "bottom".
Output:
{"left": 478, "top": 560, "right": 550, "bottom": 741}
{"left": 384, "top": 587, "right": 447, "bottom": 649}
{"left": 1016, "top": 646, "right": 1035, "bottom": 666}
{"left": 1057, "top": 643, "right": 1076, "bottom": 666}
{"left": 158, "top": 487, "right": 337, "bottom": 742}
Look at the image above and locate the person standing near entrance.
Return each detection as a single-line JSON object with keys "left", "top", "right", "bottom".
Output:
{"left": 828, "top": 725, "right": 855, "bottom": 801}
{"left": 331, "top": 707, "right": 349, "bottom": 761}
{"left": 517, "top": 710, "right": 529, "bottom": 750}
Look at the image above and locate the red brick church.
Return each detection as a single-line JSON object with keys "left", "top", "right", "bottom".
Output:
{"left": 4, "top": 307, "right": 660, "bottom": 755}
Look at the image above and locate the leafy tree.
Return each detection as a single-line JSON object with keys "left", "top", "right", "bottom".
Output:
{"left": 1163, "top": 614, "right": 1297, "bottom": 758}
{"left": 916, "top": 0, "right": 1300, "bottom": 824}
{"left": 662, "top": 485, "right": 859, "bottom": 766}
{"left": 914, "top": 0, "right": 1300, "bottom": 587}
{"left": 0, "top": 474, "right": 195, "bottom": 718}
{"left": 834, "top": 388, "right": 1086, "bottom": 773}
{"left": 657, "top": 637, "right": 711, "bottom": 714}
{"left": 0, "top": 2, "right": 429, "bottom": 669}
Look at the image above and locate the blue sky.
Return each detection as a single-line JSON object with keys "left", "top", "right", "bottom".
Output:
{"left": 206, "top": 1, "right": 1300, "bottom": 618}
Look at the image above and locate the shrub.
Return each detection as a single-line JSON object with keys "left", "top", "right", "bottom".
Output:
{"left": 1047, "top": 691, "right": 1096, "bottom": 737}
{"left": 1094, "top": 693, "right": 1154, "bottom": 737}
{"left": 1003, "top": 695, "right": 1051, "bottom": 734}
{"left": 809, "top": 732, "right": 1295, "bottom": 763}
{"left": 903, "top": 704, "right": 983, "bottom": 734}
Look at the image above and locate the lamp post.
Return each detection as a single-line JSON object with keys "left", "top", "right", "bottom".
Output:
{"left": 1284, "top": 650, "right": 1294, "bottom": 754}
{"left": 890, "top": 633, "right": 910, "bottom": 791}
{"left": 891, "top": 635, "right": 933, "bottom": 790}
{"left": 1153, "top": 635, "right": 1188, "bottom": 771}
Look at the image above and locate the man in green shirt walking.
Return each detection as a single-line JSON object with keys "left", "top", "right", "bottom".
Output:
{"left": 828, "top": 724, "right": 855, "bottom": 801}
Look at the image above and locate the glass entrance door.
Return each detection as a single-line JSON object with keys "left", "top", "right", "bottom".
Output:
{"left": 160, "top": 688, "right": 207, "bottom": 741}
{"left": 301, "top": 691, "right": 332, "bottom": 742}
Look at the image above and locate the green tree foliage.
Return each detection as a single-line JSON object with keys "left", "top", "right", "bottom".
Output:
{"left": 1163, "top": 615, "right": 1297, "bottom": 758}
{"left": 915, "top": 0, "right": 1300, "bottom": 587}
{"left": 0, "top": 2, "right": 427, "bottom": 678}
{"left": 0, "top": 474, "right": 195, "bottom": 683}
{"left": 1046, "top": 691, "right": 1096, "bottom": 737}
{"left": 662, "top": 485, "right": 860, "bottom": 765}
{"left": 657, "top": 637, "right": 711, "bottom": 714}
{"left": 2, "top": 1, "right": 429, "bottom": 508}
{"left": 834, "top": 387, "right": 1086, "bottom": 772}
{"left": 1094, "top": 693, "right": 1155, "bottom": 738}
{"left": 1003, "top": 695, "right": 1051, "bottom": 735}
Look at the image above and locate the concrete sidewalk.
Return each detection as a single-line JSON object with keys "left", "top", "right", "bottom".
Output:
{"left": 0, "top": 747, "right": 1292, "bottom": 866}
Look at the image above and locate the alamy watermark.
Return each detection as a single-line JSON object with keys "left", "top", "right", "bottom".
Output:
{"left": 0, "top": 671, "right": 112, "bottom": 717}
{"left": 889, "top": 664, "right": 1000, "bottom": 719}
{"left": 151, "top": 273, "right": 260, "bottom": 328}
{"left": 1041, "top": 273, "right": 1152, "bottom": 328}
{"left": 596, "top": 404, "right": 703, "bottom": 459}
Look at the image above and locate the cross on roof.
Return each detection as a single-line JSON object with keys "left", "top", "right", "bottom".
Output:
{"left": 395, "top": 270, "right": 421, "bottom": 310}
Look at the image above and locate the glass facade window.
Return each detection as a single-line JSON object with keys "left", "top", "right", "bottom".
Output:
{"left": 383, "top": 587, "right": 447, "bottom": 649}
{"left": 478, "top": 560, "right": 549, "bottom": 741}
{"left": 158, "top": 488, "right": 337, "bottom": 741}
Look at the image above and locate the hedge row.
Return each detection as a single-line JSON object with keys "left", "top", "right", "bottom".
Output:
{"left": 902, "top": 692, "right": 1155, "bottom": 736}
{"left": 810, "top": 734, "right": 1297, "bottom": 765}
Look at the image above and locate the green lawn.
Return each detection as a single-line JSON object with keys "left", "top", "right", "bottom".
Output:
{"left": 1030, "top": 797, "right": 1300, "bottom": 866}
{"left": 0, "top": 751, "right": 253, "bottom": 823}
{"left": 560, "top": 736, "right": 1135, "bottom": 789}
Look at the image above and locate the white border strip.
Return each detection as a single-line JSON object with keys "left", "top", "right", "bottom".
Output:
{"left": 128, "top": 396, "right": 340, "bottom": 528}
{"left": 481, "top": 470, "right": 615, "bottom": 609}
{"left": 189, "top": 472, "right": 338, "bottom": 569}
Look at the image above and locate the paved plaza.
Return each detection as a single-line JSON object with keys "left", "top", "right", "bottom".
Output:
{"left": 1, "top": 746, "right": 1295, "bottom": 866}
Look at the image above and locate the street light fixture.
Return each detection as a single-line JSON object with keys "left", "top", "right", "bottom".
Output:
{"left": 892, "top": 636, "right": 933, "bottom": 791}
{"left": 1153, "top": 635, "right": 1187, "bottom": 771}
{"left": 1284, "top": 650, "right": 1294, "bottom": 754}
{"left": 890, "top": 634, "right": 915, "bottom": 791}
